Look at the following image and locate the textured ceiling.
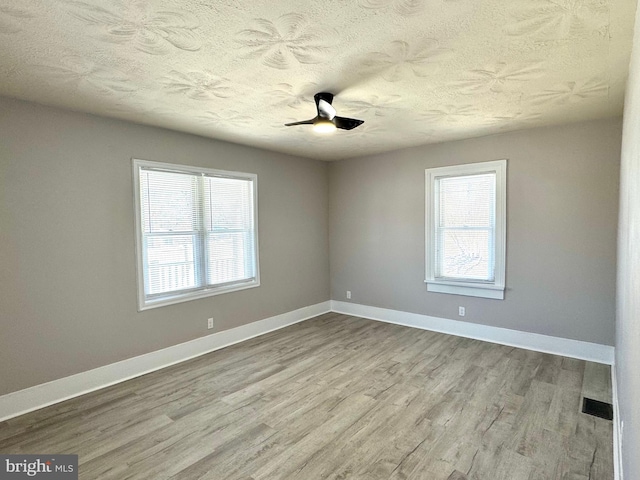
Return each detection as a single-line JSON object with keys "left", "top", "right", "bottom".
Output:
{"left": 0, "top": 0, "right": 636, "bottom": 160}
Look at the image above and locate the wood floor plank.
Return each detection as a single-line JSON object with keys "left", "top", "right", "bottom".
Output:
{"left": 582, "top": 362, "right": 613, "bottom": 404}
{"left": 0, "top": 313, "right": 614, "bottom": 479}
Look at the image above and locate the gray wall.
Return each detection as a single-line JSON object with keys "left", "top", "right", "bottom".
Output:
{"left": 617, "top": 0, "right": 640, "bottom": 475}
{"left": 0, "top": 95, "right": 624, "bottom": 401}
{"left": 329, "top": 119, "right": 621, "bottom": 345}
{"left": 0, "top": 97, "right": 330, "bottom": 396}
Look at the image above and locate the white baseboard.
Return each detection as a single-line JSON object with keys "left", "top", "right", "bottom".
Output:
{"left": 331, "top": 301, "right": 615, "bottom": 365}
{"left": 0, "top": 299, "right": 615, "bottom": 423}
{"left": 612, "top": 365, "right": 623, "bottom": 480}
{"left": 0, "top": 301, "right": 331, "bottom": 422}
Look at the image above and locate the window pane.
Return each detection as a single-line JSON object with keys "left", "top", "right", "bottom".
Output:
{"left": 438, "top": 229, "right": 494, "bottom": 281}
{"left": 207, "top": 232, "right": 255, "bottom": 284}
{"left": 204, "top": 176, "right": 255, "bottom": 286}
{"left": 141, "top": 170, "right": 200, "bottom": 233}
{"left": 204, "top": 176, "right": 253, "bottom": 231}
{"left": 145, "top": 234, "right": 198, "bottom": 295}
{"left": 436, "top": 172, "right": 496, "bottom": 282}
{"left": 438, "top": 173, "right": 495, "bottom": 228}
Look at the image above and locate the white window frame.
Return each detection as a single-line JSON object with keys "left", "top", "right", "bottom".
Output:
{"left": 133, "top": 158, "right": 260, "bottom": 311}
{"left": 425, "top": 160, "right": 506, "bottom": 300}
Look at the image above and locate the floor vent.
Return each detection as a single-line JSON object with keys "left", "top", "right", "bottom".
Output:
{"left": 582, "top": 397, "right": 613, "bottom": 421}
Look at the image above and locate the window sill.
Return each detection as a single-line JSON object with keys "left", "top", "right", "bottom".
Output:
{"left": 139, "top": 279, "right": 260, "bottom": 311}
{"left": 425, "top": 280, "right": 504, "bottom": 300}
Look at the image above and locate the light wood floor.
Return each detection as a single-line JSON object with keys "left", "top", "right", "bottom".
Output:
{"left": 0, "top": 313, "right": 614, "bottom": 479}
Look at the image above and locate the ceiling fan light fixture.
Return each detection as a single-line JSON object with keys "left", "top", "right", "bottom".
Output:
{"left": 313, "top": 118, "right": 337, "bottom": 134}
{"left": 284, "top": 92, "right": 363, "bottom": 133}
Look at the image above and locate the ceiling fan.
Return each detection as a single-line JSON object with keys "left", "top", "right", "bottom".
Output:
{"left": 284, "top": 92, "right": 364, "bottom": 133}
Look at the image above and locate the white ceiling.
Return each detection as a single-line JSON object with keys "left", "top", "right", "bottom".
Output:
{"left": 0, "top": 0, "right": 636, "bottom": 160}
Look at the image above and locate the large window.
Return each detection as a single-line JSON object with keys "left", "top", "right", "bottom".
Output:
{"left": 133, "top": 159, "right": 259, "bottom": 310}
{"left": 425, "top": 160, "right": 506, "bottom": 299}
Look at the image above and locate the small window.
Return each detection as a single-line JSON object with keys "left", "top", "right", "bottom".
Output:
{"left": 133, "top": 159, "right": 259, "bottom": 310}
{"left": 425, "top": 160, "right": 506, "bottom": 299}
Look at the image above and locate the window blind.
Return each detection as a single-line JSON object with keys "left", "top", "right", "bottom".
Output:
{"left": 435, "top": 173, "right": 496, "bottom": 282}
{"left": 138, "top": 164, "right": 257, "bottom": 304}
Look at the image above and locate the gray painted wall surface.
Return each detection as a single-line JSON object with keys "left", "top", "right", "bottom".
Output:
{"left": 0, "top": 97, "right": 330, "bottom": 395}
{"left": 616, "top": 1, "right": 640, "bottom": 476}
{"left": 329, "top": 119, "right": 621, "bottom": 345}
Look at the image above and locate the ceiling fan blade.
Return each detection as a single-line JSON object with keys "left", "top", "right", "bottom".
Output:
{"left": 317, "top": 99, "right": 336, "bottom": 120}
{"left": 314, "top": 92, "right": 334, "bottom": 116}
{"left": 284, "top": 118, "right": 315, "bottom": 126}
{"left": 334, "top": 116, "right": 364, "bottom": 130}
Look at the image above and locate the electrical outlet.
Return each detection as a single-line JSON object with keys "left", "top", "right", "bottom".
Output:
{"left": 346, "top": 290, "right": 352, "bottom": 299}
{"left": 458, "top": 306, "right": 465, "bottom": 317}
{"left": 207, "top": 318, "right": 214, "bottom": 329}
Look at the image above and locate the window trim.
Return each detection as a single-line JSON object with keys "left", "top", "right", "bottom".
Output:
{"left": 425, "top": 160, "right": 506, "bottom": 300}
{"left": 132, "top": 158, "right": 260, "bottom": 311}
